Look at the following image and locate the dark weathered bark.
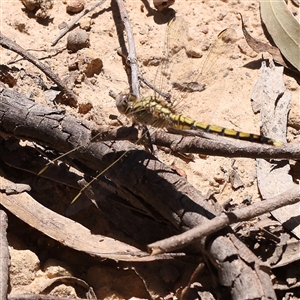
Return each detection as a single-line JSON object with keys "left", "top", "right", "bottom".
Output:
{"left": 0, "top": 88, "right": 277, "bottom": 299}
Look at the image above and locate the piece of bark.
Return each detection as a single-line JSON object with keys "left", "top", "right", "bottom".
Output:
{"left": 252, "top": 61, "right": 299, "bottom": 238}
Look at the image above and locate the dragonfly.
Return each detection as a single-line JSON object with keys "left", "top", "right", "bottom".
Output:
{"left": 40, "top": 16, "right": 282, "bottom": 203}
{"left": 115, "top": 17, "right": 282, "bottom": 147}
{"left": 115, "top": 93, "right": 282, "bottom": 146}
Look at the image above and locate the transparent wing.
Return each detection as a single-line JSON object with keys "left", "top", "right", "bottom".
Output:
{"left": 200, "top": 28, "right": 238, "bottom": 78}
{"left": 162, "top": 16, "right": 238, "bottom": 112}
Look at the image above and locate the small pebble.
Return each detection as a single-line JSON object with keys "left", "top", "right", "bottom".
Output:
{"left": 67, "top": 29, "right": 90, "bottom": 52}
{"left": 66, "top": 0, "right": 85, "bottom": 13}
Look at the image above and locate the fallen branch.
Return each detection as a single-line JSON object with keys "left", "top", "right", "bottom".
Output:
{"left": 148, "top": 185, "right": 300, "bottom": 254}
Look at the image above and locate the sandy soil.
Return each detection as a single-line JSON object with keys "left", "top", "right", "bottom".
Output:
{"left": 1, "top": 0, "right": 299, "bottom": 299}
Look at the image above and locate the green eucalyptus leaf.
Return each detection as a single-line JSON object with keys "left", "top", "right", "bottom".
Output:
{"left": 260, "top": 0, "right": 300, "bottom": 71}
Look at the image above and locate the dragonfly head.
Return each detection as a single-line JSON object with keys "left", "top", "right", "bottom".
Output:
{"left": 115, "top": 94, "right": 129, "bottom": 115}
{"left": 115, "top": 94, "right": 137, "bottom": 115}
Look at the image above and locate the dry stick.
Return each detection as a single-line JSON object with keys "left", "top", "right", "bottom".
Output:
{"left": 0, "top": 34, "right": 77, "bottom": 107}
{"left": 91, "top": 125, "right": 300, "bottom": 159}
{"left": 115, "top": 0, "right": 140, "bottom": 97}
{"left": 51, "top": 0, "right": 107, "bottom": 46}
{"left": 138, "top": 73, "right": 171, "bottom": 99}
{"left": 0, "top": 210, "right": 10, "bottom": 300}
{"left": 117, "top": 49, "right": 168, "bottom": 98}
{"left": 60, "top": 0, "right": 141, "bottom": 195}
{"left": 151, "top": 129, "right": 299, "bottom": 159}
{"left": 180, "top": 263, "right": 205, "bottom": 300}
{"left": 148, "top": 185, "right": 300, "bottom": 254}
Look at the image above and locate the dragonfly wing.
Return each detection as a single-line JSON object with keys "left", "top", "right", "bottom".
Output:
{"left": 200, "top": 28, "right": 238, "bottom": 77}
{"left": 164, "top": 17, "right": 238, "bottom": 113}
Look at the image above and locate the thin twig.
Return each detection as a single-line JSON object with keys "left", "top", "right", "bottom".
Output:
{"left": 115, "top": 0, "right": 140, "bottom": 97}
{"left": 138, "top": 73, "right": 171, "bottom": 99}
{"left": 150, "top": 129, "right": 299, "bottom": 159}
{"left": 116, "top": 49, "right": 167, "bottom": 98}
{"left": 8, "top": 47, "right": 66, "bottom": 64}
{"left": 0, "top": 210, "right": 10, "bottom": 300}
{"left": 0, "top": 33, "right": 77, "bottom": 107}
{"left": 180, "top": 263, "right": 205, "bottom": 300}
{"left": 148, "top": 185, "right": 300, "bottom": 254}
{"left": 51, "top": 0, "right": 107, "bottom": 46}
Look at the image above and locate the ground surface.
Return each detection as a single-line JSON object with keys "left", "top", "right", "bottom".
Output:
{"left": 1, "top": 0, "right": 300, "bottom": 299}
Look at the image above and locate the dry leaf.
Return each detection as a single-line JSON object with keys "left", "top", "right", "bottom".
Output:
{"left": 252, "top": 62, "right": 300, "bottom": 239}
{"left": 240, "top": 13, "right": 289, "bottom": 68}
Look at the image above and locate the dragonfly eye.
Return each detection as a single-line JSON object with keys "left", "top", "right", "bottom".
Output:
{"left": 115, "top": 94, "right": 129, "bottom": 114}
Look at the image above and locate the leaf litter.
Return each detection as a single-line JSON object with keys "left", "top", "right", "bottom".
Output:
{"left": 0, "top": 0, "right": 297, "bottom": 297}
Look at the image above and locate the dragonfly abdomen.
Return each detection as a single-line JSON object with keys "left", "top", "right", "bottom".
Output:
{"left": 176, "top": 115, "right": 282, "bottom": 146}
{"left": 157, "top": 109, "right": 282, "bottom": 146}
